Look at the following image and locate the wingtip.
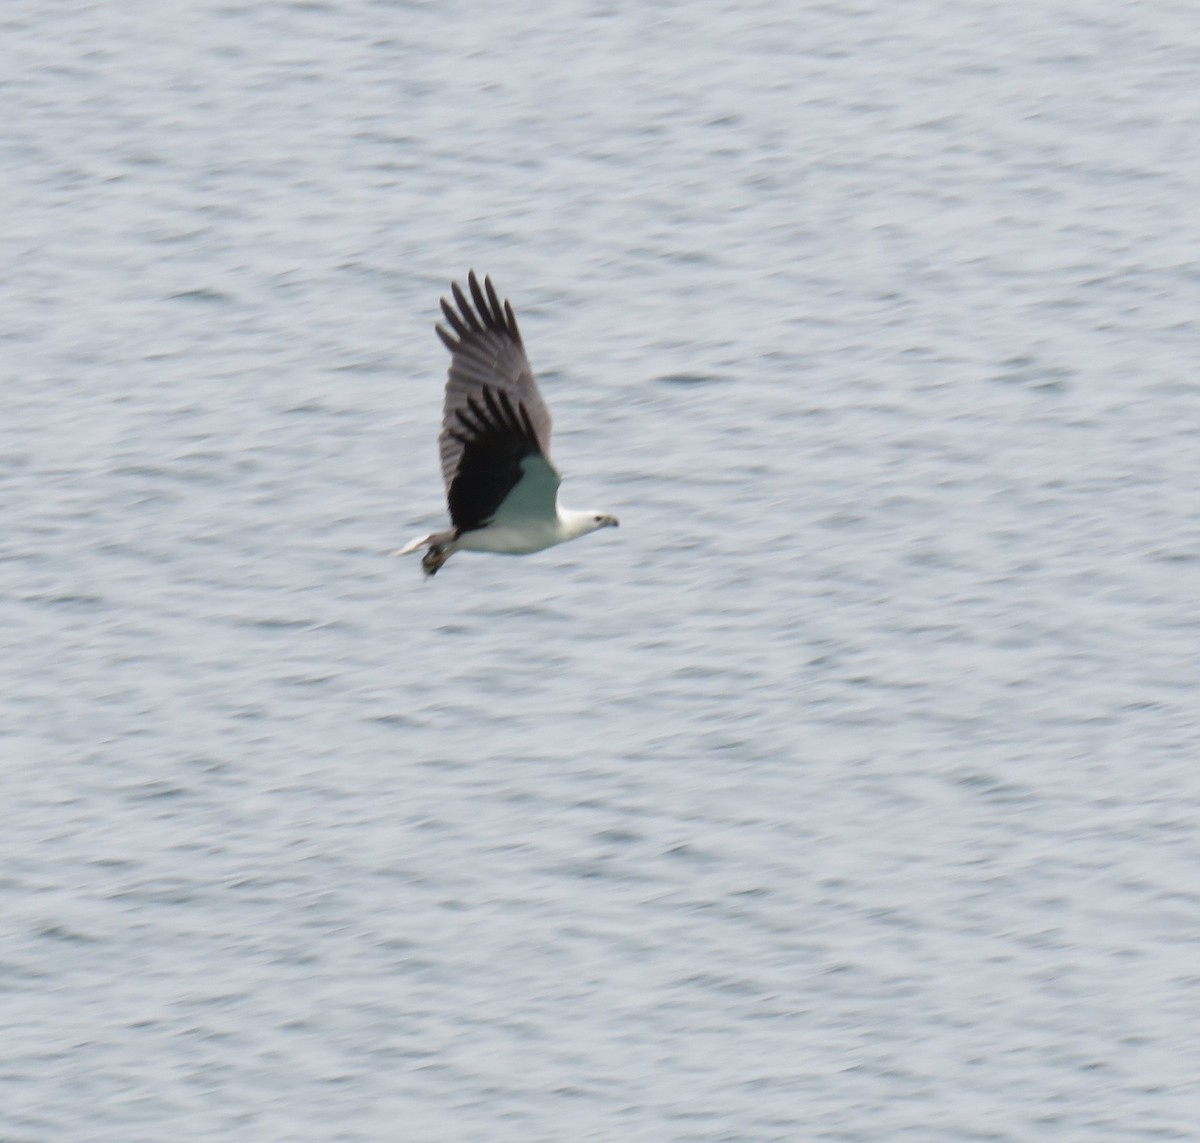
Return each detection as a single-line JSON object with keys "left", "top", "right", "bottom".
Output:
{"left": 504, "top": 298, "right": 522, "bottom": 345}
{"left": 440, "top": 270, "right": 520, "bottom": 344}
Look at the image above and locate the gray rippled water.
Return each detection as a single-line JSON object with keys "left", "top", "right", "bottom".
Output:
{"left": 3, "top": 1, "right": 1199, "bottom": 1140}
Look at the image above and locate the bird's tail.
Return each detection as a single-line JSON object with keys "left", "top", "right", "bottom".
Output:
{"left": 393, "top": 533, "right": 433, "bottom": 557}
{"left": 392, "top": 529, "right": 458, "bottom": 577}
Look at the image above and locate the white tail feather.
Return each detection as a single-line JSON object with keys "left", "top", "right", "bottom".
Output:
{"left": 393, "top": 534, "right": 432, "bottom": 557}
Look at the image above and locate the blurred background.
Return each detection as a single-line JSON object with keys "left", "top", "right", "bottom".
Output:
{"left": 2, "top": 1, "right": 1198, "bottom": 1139}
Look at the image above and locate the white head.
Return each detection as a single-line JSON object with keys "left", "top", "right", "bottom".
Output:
{"left": 560, "top": 509, "right": 620, "bottom": 541}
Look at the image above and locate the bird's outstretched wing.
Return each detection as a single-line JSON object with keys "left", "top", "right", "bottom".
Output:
{"left": 436, "top": 272, "right": 557, "bottom": 531}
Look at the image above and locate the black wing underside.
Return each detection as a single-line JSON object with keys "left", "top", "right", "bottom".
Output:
{"left": 445, "top": 385, "right": 546, "bottom": 531}
{"left": 436, "top": 272, "right": 556, "bottom": 532}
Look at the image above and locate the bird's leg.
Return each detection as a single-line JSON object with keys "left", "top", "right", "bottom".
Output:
{"left": 421, "top": 544, "right": 451, "bottom": 577}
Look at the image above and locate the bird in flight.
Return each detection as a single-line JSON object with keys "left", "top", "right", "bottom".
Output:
{"left": 397, "top": 272, "right": 619, "bottom": 577}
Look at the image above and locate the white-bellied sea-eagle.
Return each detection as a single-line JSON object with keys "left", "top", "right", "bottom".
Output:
{"left": 397, "top": 272, "right": 619, "bottom": 577}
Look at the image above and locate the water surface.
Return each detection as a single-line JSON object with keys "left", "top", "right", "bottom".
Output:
{"left": 3, "top": 2, "right": 1199, "bottom": 1139}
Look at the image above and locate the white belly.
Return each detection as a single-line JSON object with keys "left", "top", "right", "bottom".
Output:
{"left": 455, "top": 522, "right": 562, "bottom": 555}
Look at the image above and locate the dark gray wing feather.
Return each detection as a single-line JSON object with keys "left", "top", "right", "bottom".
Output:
{"left": 435, "top": 272, "right": 557, "bottom": 530}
